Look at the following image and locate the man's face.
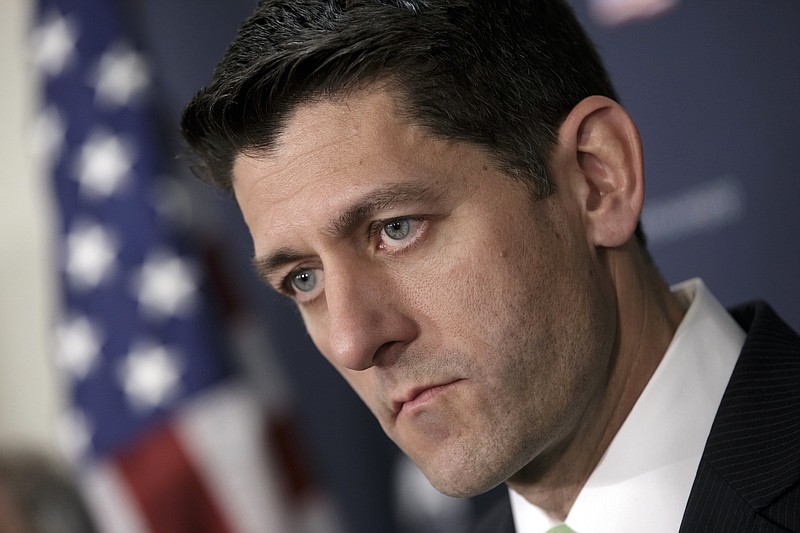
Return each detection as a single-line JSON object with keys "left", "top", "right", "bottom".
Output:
{"left": 232, "top": 89, "right": 616, "bottom": 497}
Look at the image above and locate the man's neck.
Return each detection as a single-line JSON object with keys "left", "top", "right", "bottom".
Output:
{"left": 506, "top": 244, "right": 688, "bottom": 520}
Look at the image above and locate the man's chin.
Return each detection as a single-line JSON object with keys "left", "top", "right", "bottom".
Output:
{"left": 414, "top": 458, "right": 509, "bottom": 499}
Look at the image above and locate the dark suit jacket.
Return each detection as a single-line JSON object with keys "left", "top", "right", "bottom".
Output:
{"left": 470, "top": 302, "right": 800, "bottom": 533}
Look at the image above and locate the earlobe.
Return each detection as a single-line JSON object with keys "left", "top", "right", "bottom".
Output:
{"left": 557, "top": 96, "right": 644, "bottom": 248}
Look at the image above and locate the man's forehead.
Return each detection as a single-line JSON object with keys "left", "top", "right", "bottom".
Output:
{"left": 234, "top": 150, "right": 456, "bottom": 232}
{"left": 230, "top": 84, "right": 508, "bottom": 256}
{"left": 231, "top": 90, "right": 412, "bottom": 187}
{"left": 270, "top": 87, "right": 409, "bottom": 150}
{"left": 229, "top": 91, "right": 475, "bottom": 213}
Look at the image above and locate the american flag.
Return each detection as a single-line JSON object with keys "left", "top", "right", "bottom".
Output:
{"left": 29, "top": 0, "right": 339, "bottom": 531}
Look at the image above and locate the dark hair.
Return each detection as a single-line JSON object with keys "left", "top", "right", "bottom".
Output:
{"left": 181, "top": 0, "right": 619, "bottom": 187}
{"left": 181, "top": 0, "right": 647, "bottom": 242}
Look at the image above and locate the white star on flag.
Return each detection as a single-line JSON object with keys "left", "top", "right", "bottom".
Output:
{"left": 30, "top": 105, "right": 67, "bottom": 166}
{"left": 118, "top": 341, "right": 182, "bottom": 411}
{"left": 56, "top": 315, "right": 104, "bottom": 379}
{"left": 90, "top": 42, "right": 150, "bottom": 108}
{"left": 133, "top": 250, "right": 198, "bottom": 320}
{"left": 65, "top": 220, "right": 119, "bottom": 290}
{"left": 30, "top": 10, "right": 79, "bottom": 76}
{"left": 74, "top": 129, "right": 135, "bottom": 198}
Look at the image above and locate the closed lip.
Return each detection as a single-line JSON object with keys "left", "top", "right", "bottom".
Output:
{"left": 391, "top": 379, "right": 463, "bottom": 417}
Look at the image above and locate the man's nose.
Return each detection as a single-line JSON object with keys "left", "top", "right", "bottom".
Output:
{"left": 324, "top": 264, "right": 417, "bottom": 371}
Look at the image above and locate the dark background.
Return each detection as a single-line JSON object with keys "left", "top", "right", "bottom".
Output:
{"left": 123, "top": 1, "right": 799, "bottom": 531}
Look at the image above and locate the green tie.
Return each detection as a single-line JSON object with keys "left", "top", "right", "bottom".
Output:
{"left": 546, "top": 526, "right": 576, "bottom": 533}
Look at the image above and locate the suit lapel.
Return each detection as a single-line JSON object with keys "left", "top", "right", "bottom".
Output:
{"left": 470, "top": 492, "right": 516, "bottom": 533}
{"left": 680, "top": 302, "right": 800, "bottom": 531}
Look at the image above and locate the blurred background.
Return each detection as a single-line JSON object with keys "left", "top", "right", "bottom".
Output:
{"left": 1, "top": 0, "right": 797, "bottom": 532}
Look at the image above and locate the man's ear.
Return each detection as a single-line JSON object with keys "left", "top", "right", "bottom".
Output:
{"left": 553, "top": 95, "right": 644, "bottom": 248}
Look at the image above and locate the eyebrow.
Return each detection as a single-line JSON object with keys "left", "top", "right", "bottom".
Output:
{"left": 252, "top": 248, "right": 314, "bottom": 288}
{"left": 251, "top": 182, "right": 448, "bottom": 287}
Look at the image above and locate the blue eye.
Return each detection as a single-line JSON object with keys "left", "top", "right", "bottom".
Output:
{"left": 285, "top": 268, "right": 324, "bottom": 304}
{"left": 383, "top": 219, "right": 411, "bottom": 240}
{"left": 291, "top": 269, "right": 317, "bottom": 292}
{"left": 376, "top": 217, "right": 427, "bottom": 252}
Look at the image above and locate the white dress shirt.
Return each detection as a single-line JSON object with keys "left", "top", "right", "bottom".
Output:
{"left": 510, "top": 279, "right": 746, "bottom": 533}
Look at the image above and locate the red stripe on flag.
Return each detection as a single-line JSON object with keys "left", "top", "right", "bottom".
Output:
{"left": 115, "top": 420, "right": 232, "bottom": 533}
